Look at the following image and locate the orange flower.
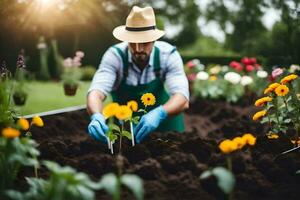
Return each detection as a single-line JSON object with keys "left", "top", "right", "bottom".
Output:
{"left": 219, "top": 139, "right": 238, "bottom": 154}
{"left": 232, "top": 137, "right": 246, "bottom": 149}
{"left": 127, "top": 100, "right": 138, "bottom": 112}
{"left": 274, "top": 85, "right": 289, "bottom": 96}
{"left": 103, "top": 103, "right": 120, "bottom": 119}
{"left": 32, "top": 116, "right": 44, "bottom": 127}
{"left": 254, "top": 97, "right": 273, "bottom": 107}
{"left": 17, "top": 118, "right": 30, "bottom": 131}
{"left": 242, "top": 133, "right": 256, "bottom": 146}
{"left": 115, "top": 105, "right": 132, "bottom": 121}
{"left": 280, "top": 74, "right": 298, "bottom": 84}
{"left": 252, "top": 110, "right": 267, "bottom": 121}
{"left": 264, "top": 83, "right": 280, "bottom": 94}
{"left": 2, "top": 127, "right": 21, "bottom": 138}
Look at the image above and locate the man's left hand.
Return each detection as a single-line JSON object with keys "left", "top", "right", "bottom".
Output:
{"left": 134, "top": 105, "right": 168, "bottom": 144}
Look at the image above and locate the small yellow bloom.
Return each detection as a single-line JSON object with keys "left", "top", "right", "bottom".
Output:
{"left": 275, "top": 84, "right": 289, "bottom": 96}
{"left": 280, "top": 74, "right": 298, "bottom": 84}
{"left": 2, "top": 127, "right": 21, "bottom": 138}
{"left": 103, "top": 103, "right": 120, "bottom": 119}
{"left": 264, "top": 83, "right": 280, "bottom": 94}
{"left": 127, "top": 100, "right": 138, "bottom": 112}
{"left": 218, "top": 139, "right": 238, "bottom": 154}
{"left": 17, "top": 118, "right": 30, "bottom": 131}
{"left": 209, "top": 75, "right": 218, "bottom": 81}
{"left": 267, "top": 133, "right": 279, "bottom": 139}
{"left": 115, "top": 105, "right": 132, "bottom": 121}
{"left": 141, "top": 93, "right": 156, "bottom": 107}
{"left": 32, "top": 116, "right": 44, "bottom": 127}
{"left": 232, "top": 137, "right": 246, "bottom": 149}
{"left": 254, "top": 97, "right": 273, "bottom": 107}
{"left": 242, "top": 133, "right": 256, "bottom": 146}
{"left": 252, "top": 110, "right": 267, "bottom": 121}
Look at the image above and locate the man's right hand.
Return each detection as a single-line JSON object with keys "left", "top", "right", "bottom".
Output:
{"left": 87, "top": 113, "right": 109, "bottom": 143}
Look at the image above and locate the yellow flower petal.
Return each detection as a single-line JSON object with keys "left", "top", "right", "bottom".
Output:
{"left": 115, "top": 105, "right": 132, "bottom": 121}
{"left": 254, "top": 97, "right": 273, "bottom": 107}
{"left": 127, "top": 100, "right": 138, "bottom": 112}
{"left": 141, "top": 93, "right": 156, "bottom": 107}
{"left": 219, "top": 139, "right": 238, "bottom": 154}
{"left": 232, "top": 137, "right": 246, "bottom": 149}
{"left": 252, "top": 110, "right": 267, "bottom": 121}
{"left": 264, "top": 83, "right": 280, "bottom": 94}
{"left": 103, "top": 103, "right": 120, "bottom": 119}
{"left": 242, "top": 133, "right": 256, "bottom": 146}
{"left": 274, "top": 84, "right": 289, "bottom": 97}
{"left": 280, "top": 74, "right": 298, "bottom": 84}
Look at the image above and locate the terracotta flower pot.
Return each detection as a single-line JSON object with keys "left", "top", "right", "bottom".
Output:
{"left": 13, "top": 93, "right": 27, "bottom": 106}
{"left": 63, "top": 83, "right": 78, "bottom": 96}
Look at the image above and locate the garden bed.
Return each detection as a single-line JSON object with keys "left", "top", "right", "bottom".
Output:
{"left": 19, "top": 99, "right": 300, "bottom": 200}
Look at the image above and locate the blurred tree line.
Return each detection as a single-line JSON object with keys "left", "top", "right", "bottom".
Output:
{"left": 0, "top": 0, "right": 299, "bottom": 79}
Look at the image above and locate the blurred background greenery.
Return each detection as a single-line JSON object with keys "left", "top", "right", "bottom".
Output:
{"left": 0, "top": 0, "right": 299, "bottom": 114}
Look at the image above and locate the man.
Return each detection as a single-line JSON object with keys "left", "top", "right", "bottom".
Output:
{"left": 87, "top": 6, "right": 189, "bottom": 144}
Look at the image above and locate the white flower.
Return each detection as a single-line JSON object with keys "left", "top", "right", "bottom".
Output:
{"left": 63, "top": 58, "right": 73, "bottom": 68}
{"left": 224, "top": 72, "right": 241, "bottom": 84}
{"left": 196, "top": 71, "right": 209, "bottom": 80}
{"left": 36, "top": 43, "right": 47, "bottom": 49}
{"left": 221, "top": 65, "right": 229, "bottom": 72}
{"left": 240, "top": 76, "right": 253, "bottom": 86}
{"left": 76, "top": 51, "right": 85, "bottom": 58}
{"left": 192, "top": 59, "right": 200, "bottom": 66}
{"left": 210, "top": 65, "right": 222, "bottom": 74}
{"left": 197, "top": 64, "right": 205, "bottom": 71}
{"left": 257, "top": 70, "right": 268, "bottom": 78}
{"left": 289, "top": 64, "right": 300, "bottom": 73}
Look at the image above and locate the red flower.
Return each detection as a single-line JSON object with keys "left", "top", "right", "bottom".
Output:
{"left": 186, "top": 61, "right": 195, "bottom": 68}
{"left": 246, "top": 65, "right": 255, "bottom": 72}
{"left": 187, "top": 73, "right": 196, "bottom": 81}
{"left": 249, "top": 57, "right": 257, "bottom": 65}
{"left": 241, "top": 57, "right": 251, "bottom": 65}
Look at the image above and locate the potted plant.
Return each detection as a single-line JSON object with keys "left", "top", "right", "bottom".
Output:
{"left": 62, "top": 51, "right": 84, "bottom": 96}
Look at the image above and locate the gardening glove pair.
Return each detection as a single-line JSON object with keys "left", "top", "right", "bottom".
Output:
{"left": 88, "top": 113, "right": 109, "bottom": 143}
{"left": 134, "top": 105, "right": 168, "bottom": 144}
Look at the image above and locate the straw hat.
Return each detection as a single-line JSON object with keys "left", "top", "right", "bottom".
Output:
{"left": 113, "top": 6, "right": 165, "bottom": 43}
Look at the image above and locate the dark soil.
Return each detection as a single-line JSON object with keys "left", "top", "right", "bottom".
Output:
{"left": 18, "top": 99, "right": 300, "bottom": 200}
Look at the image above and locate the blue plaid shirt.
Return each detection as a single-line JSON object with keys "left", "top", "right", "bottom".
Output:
{"left": 88, "top": 41, "right": 189, "bottom": 100}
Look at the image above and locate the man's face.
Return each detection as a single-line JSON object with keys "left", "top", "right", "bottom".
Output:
{"left": 128, "top": 42, "right": 154, "bottom": 64}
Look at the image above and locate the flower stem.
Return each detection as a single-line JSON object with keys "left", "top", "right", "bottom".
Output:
{"left": 226, "top": 155, "right": 232, "bottom": 172}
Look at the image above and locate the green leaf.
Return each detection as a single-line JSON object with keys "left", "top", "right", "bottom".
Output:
{"left": 111, "top": 124, "right": 120, "bottom": 133}
{"left": 137, "top": 109, "right": 147, "bottom": 114}
{"left": 200, "top": 167, "right": 235, "bottom": 194}
{"left": 99, "top": 173, "right": 119, "bottom": 198}
{"left": 121, "top": 131, "right": 132, "bottom": 140}
{"left": 121, "top": 174, "right": 144, "bottom": 200}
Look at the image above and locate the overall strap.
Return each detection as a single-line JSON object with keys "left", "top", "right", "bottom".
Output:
{"left": 113, "top": 45, "right": 129, "bottom": 78}
{"left": 153, "top": 46, "right": 161, "bottom": 78}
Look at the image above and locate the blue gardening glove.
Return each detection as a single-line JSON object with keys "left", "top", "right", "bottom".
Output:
{"left": 88, "top": 113, "right": 109, "bottom": 143}
{"left": 134, "top": 105, "right": 168, "bottom": 144}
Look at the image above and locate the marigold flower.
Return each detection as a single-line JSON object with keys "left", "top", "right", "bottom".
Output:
{"left": 2, "top": 127, "right": 20, "bottom": 138}
{"left": 252, "top": 110, "right": 267, "bottom": 121}
{"left": 280, "top": 74, "right": 298, "bottom": 84}
{"left": 254, "top": 97, "right": 273, "bottom": 107}
{"left": 275, "top": 85, "right": 289, "bottom": 96}
{"left": 263, "top": 83, "right": 280, "bottom": 94}
{"left": 232, "top": 137, "right": 246, "bottom": 149}
{"left": 32, "top": 116, "right": 44, "bottom": 127}
{"left": 141, "top": 93, "right": 156, "bottom": 107}
{"left": 17, "top": 118, "right": 30, "bottom": 131}
{"left": 218, "top": 139, "right": 238, "bottom": 154}
{"left": 127, "top": 100, "right": 138, "bottom": 112}
{"left": 209, "top": 75, "right": 218, "bottom": 81}
{"left": 115, "top": 105, "right": 132, "bottom": 121}
{"left": 242, "top": 133, "right": 256, "bottom": 146}
{"left": 103, "top": 103, "right": 120, "bottom": 119}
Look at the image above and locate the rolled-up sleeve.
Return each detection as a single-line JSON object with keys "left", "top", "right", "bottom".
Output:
{"left": 165, "top": 50, "right": 190, "bottom": 100}
{"left": 88, "top": 47, "right": 120, "bottom": 96}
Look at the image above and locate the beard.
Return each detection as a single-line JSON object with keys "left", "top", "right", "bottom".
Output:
{"left": 133, "top": 52, "right": 149, "bottom": 64}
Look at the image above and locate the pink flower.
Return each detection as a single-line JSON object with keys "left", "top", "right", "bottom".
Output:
{"left": 245, "top": 65, "right": 255, "bottom": 72}
{"left": 241, "top": 57, "right": 251, "bottom": 65}
{"left": 63, "top": 58, "right": 73, "bottom": 68}
{"left": 230, "top": 61, "right": 243, "bottom": 71}
{"left": 76, "top": 51, "right": 85, "bottom": 58}
{"left": 186, "top": 61, "right": 195, "bottom": 68}
{"left": 73, "top": 56, "right": 81, "bottom": 63}
{"left": 271, "top": 68, "right": 283, "bottom": 78}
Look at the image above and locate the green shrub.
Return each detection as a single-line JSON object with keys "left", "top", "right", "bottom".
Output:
{"left": 80, "top": 65, "right": 96, "bottom": 81}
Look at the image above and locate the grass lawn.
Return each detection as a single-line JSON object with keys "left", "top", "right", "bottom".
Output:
{"left": 16, "top": 81, "right": 91, "bottom": 115}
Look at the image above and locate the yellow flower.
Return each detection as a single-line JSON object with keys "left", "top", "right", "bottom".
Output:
{"left": 141, "top": 93, "right": 156, "bottom": 107}
{"left": 127, "top": 100, "right": 138, "bottom": 112}
{"left": 232, "top": 137, "right": 246, "bottom": 149}
{"left": 2, "top": 127, "right": 21, "bottom": 138}
{"left": 242, "top": 133, "right": 256, "bottom": 146}
{"left": 254, "top": 97, "right": 273, "bottom": 107}
{"left": 274, "top": 84, "right": 289, "bottom": 96}
{"left": 267, "top": 133, "right": 279, "bottom": 139}
{"left": 218, "top": 139, "right": 238, "bottom": 154}
{"left": 291, "top": 139, "right": 300, "bottom": 145}
{"left": 115, "top": 105, "right": 132, "bottom": 121}
{"left": 103, "top": 103, "right": 120, "bottom": 119}
{"left": 17, "top": 118, "right": 30, "bottom": 131}
{"left": 32, "top": 116, "right": 44, "bottom": 127}
{"left": 280, "top": 74, "right": 298, "bottom": 84}
{"left": 252, "top": 110, "right": 267, "bottom": 121}
{"left": 209, "top": 75, "right": 218, "bottom": 81}
{"left": 264, "top": 83, "right": 280, "bottom": 94}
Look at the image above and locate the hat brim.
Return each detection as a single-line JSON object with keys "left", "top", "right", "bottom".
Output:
{"left": 113, "top": 25, "right": 165, "bottom": 43}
